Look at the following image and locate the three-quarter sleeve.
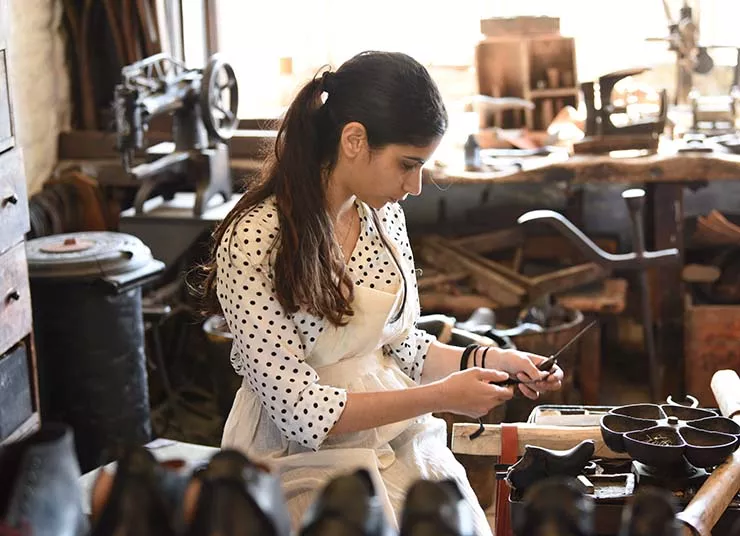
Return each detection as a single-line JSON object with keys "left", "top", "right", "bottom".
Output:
{"left": 216, "top": 207, "right": 347, "bottom": 451}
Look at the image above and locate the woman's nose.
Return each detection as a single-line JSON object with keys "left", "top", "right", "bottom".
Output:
{"left": 403, "top": 169, "right": 423, "bottom": 197}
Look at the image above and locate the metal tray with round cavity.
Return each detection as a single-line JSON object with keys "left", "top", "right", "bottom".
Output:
{"left": 600, "top": 403, "right": 740, "bottom": 468}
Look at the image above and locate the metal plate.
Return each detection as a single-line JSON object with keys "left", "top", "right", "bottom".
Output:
{"left": 26, "top": 231, "right": 156, "bottom": 279}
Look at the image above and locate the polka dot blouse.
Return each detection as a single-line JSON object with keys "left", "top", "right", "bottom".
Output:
{"left": 216, "top": 196, "right": 436, "bottom": 450}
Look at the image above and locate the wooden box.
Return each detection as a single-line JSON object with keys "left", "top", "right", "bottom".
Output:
{"left": 684, "top": 294, "right": 740, "bottom": 407}
{"left": 480, "top": 16, "right": 560, "bottom": 38}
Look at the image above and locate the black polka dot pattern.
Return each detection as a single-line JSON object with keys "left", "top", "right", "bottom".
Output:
{"left": 216, "top": 198, "right": 436, "bottom": 450}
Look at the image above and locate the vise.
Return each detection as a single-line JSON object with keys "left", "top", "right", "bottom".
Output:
{"left": 575, "top": 68, "right": 668, "bottom": 154}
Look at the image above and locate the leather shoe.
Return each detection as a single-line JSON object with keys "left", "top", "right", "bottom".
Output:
{"left": 0, "top": 423, "right": 88, "bottom": 536}
{"left": 300, "top": 469, "right": 392, "bottom": 536}
{"left": 90, "top": 446, "right": 187, "bottom": 536}
{"left": 183, "top": 449, "right": 291, "bottom": 536}
{"left": 400, "top": 479, "right": 475, "bottom": 536}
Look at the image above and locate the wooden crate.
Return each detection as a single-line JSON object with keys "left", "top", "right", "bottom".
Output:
{"left": 480, "top": 16, "right": 560, "bottom": 38}
{"left": 684, "top": 294, "right": 740, "bottom": 407}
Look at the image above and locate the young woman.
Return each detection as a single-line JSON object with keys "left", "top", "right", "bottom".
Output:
{"left": 200, "top": 50, "right": 563, "bottom": 534}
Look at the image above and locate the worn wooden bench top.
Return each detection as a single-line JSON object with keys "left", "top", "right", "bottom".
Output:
{"left": 424, "top": 147, "right": 740, "bottom": 185}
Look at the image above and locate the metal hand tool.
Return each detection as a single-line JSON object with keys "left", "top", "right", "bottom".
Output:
{"left": 492, "top": 319, "right": 597, "bottom": 386}
{"left": 469, "top": 320, "right": 597, "bottom": 440}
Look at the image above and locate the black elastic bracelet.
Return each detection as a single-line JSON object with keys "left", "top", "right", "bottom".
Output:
{"left": 460, "top": 344, "right": 479, "bottom": 371}
{"left": 480, "top": 346, "right": 490, "bottom": 368}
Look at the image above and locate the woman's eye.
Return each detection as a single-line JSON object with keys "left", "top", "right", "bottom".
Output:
{"left": 401, "top": 161, "right": 416, "bottom": 171}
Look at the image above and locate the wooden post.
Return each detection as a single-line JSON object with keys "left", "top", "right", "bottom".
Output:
{"left": 646, "top": 183, "right": 685, "bottom": 400}
{"left": 677, "top": 370, "right": 740, "bottom": 535}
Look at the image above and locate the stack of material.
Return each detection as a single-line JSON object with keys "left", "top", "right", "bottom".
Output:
{"left": 414, "top": 228, "right": 607, "bottom": 318}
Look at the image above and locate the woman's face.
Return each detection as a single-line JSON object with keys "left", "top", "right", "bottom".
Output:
{"left": 343, "top": 135, "right": 442, "bottom": 210}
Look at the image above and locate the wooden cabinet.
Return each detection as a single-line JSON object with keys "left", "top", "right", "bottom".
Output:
{"left": 475, "top": 34, "right": 579, "bottom": 132}
{"left": 0, "top": 0, "right": 41, "bottom": 444}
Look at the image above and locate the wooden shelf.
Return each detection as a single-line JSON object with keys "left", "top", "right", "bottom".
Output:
{"left": 476, "top": 33, "right": 578, "bottom": 131}
{"left": 529, "top": 87, "right": 579, "bottom": 98}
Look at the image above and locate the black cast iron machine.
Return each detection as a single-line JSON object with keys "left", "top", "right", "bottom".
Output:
{"left": 113, "top": 53, "right": 239, "bottom": 216}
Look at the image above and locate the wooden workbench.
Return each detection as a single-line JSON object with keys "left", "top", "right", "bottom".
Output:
{"left": 424, "top": 148, "right": 740, "bottom": 185}
{"left": 424, "top": 146, "right": 740, "bottom": 400}
{"left": 56, "top": 138, "right": 740, "bottom": 399}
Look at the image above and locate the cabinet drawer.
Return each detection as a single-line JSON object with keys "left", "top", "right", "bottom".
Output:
{"left": 0, "top": 242, "right": 31, "bottom": 356}
{"left": 0, "top": 342, "right": 32, "bottom": 442}
{"left": 0, "top": 148, "right": 29, "bottom": 255}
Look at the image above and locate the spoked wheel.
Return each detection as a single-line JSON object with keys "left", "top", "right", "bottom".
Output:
{"left": 200, "top": 54, "right": 239, "bottom": 142}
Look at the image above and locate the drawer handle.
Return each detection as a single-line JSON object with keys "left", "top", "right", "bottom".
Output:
{"left": 5, "top": 290, "right": 20, "bottom": 303}
{"left": 2, "top": 194, "right": 18, "bottom": 206}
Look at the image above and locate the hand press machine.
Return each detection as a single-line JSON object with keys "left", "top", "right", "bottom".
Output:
{"left": 113, "top": 53, "right": 240, "bottom": 217}
{"left": 574, "top": 67, "right": 668, "bottom": 155}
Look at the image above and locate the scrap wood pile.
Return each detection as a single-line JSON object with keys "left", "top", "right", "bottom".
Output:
{"left": 412, "top": 227, "right": 620, "bottom": 321}
{"left": 684, "top": 210, "right": 740, "bottom": 305}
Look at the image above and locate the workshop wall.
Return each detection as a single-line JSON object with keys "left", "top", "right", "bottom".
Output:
{"left": 8, "top": 0, "right": 70, "bottom": 194}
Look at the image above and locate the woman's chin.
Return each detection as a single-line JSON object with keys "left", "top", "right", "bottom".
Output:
{"left": 366, "top": 198, "right": 392, "bottom": 210}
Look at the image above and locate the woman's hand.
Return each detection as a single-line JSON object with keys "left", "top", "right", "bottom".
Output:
{"left": 478, "top": 347, "right": 563, "bottom": 400}
{"left": 438, "top": 368, "right": 515, "bottom": 418}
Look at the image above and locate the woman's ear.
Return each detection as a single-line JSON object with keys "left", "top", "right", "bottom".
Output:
{"left": 339, "top": 122, "right": 368, "bottom": 160}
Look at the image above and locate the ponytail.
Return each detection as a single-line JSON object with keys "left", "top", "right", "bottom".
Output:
{"left": 198, "top": 71, "right": 354, "bottom": 325}
{"left": 271, "top": 71, "right": 355, "bottom": 324}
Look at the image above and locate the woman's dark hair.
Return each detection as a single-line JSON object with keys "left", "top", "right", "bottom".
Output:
{"left": 199, "top": 50, "right": 448, "bottom": 325}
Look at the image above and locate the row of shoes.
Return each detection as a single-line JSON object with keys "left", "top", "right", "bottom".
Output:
{"left": 0, "top": 423, "right": 478, "bottom": 536}
{"left": 5, "top": 423, "right": 739, "bottom": 536}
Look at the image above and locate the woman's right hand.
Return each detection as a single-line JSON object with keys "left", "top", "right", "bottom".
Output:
{"left": 438, "top": 367, "right": 514, "bottom": 417}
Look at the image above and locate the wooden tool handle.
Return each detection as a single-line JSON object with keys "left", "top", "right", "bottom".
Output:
{"left": 450, "top": 423, "right": 628, "bottom": 459}
{"left": 677, "top": 369, "right": 740, "bottom": 536}
{"left": 711, "top": 369, "right": 740, "bottom": 420}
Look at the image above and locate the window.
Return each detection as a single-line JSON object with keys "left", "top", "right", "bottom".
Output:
{"left": 213, "top": 0, "right": 740, "bottom": 118}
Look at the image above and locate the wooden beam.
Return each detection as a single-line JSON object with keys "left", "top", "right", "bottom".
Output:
{"left": 418, "top": 237, "right": 525, "bottom": 306}
{"left": 424, "top": 149, "right": 740, "bottom": 185}
{"left": 451, "top": 423, "right": 628, "bottom": 459}
{"left": 451, "top": 228, "right": 524, "bottom": 253}
{"left": 437, "top": 236, "right": 531, "bottom": 288}
{"left": 527, "top": 262, "right": 607, "bottom": 298}
{"left": 417, "top": 270, "right": 469, "bottom": 290}
{"left": 419, "top": 292, "right": 499, "bottom": 316}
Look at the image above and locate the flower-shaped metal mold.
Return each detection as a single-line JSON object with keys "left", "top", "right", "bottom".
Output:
{"left": 600, "top": 403, "right": 740, "bottom": 469}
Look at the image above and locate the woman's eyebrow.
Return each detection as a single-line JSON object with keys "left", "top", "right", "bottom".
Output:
{"left": 402, "top": 156, "right": 425, "bottom": 164}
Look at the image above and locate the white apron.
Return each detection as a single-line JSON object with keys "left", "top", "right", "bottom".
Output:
{"left": 222, "top": 270, "right": 492, "bottom": 535}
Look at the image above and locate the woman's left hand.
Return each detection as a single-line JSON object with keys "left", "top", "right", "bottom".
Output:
{"left": 482, "top": 347, "right": 563, "bottom": 400}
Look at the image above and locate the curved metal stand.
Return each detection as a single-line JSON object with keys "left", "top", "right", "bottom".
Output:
{"left": 518, "top": 189, "right": 681, "bottom": 401}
